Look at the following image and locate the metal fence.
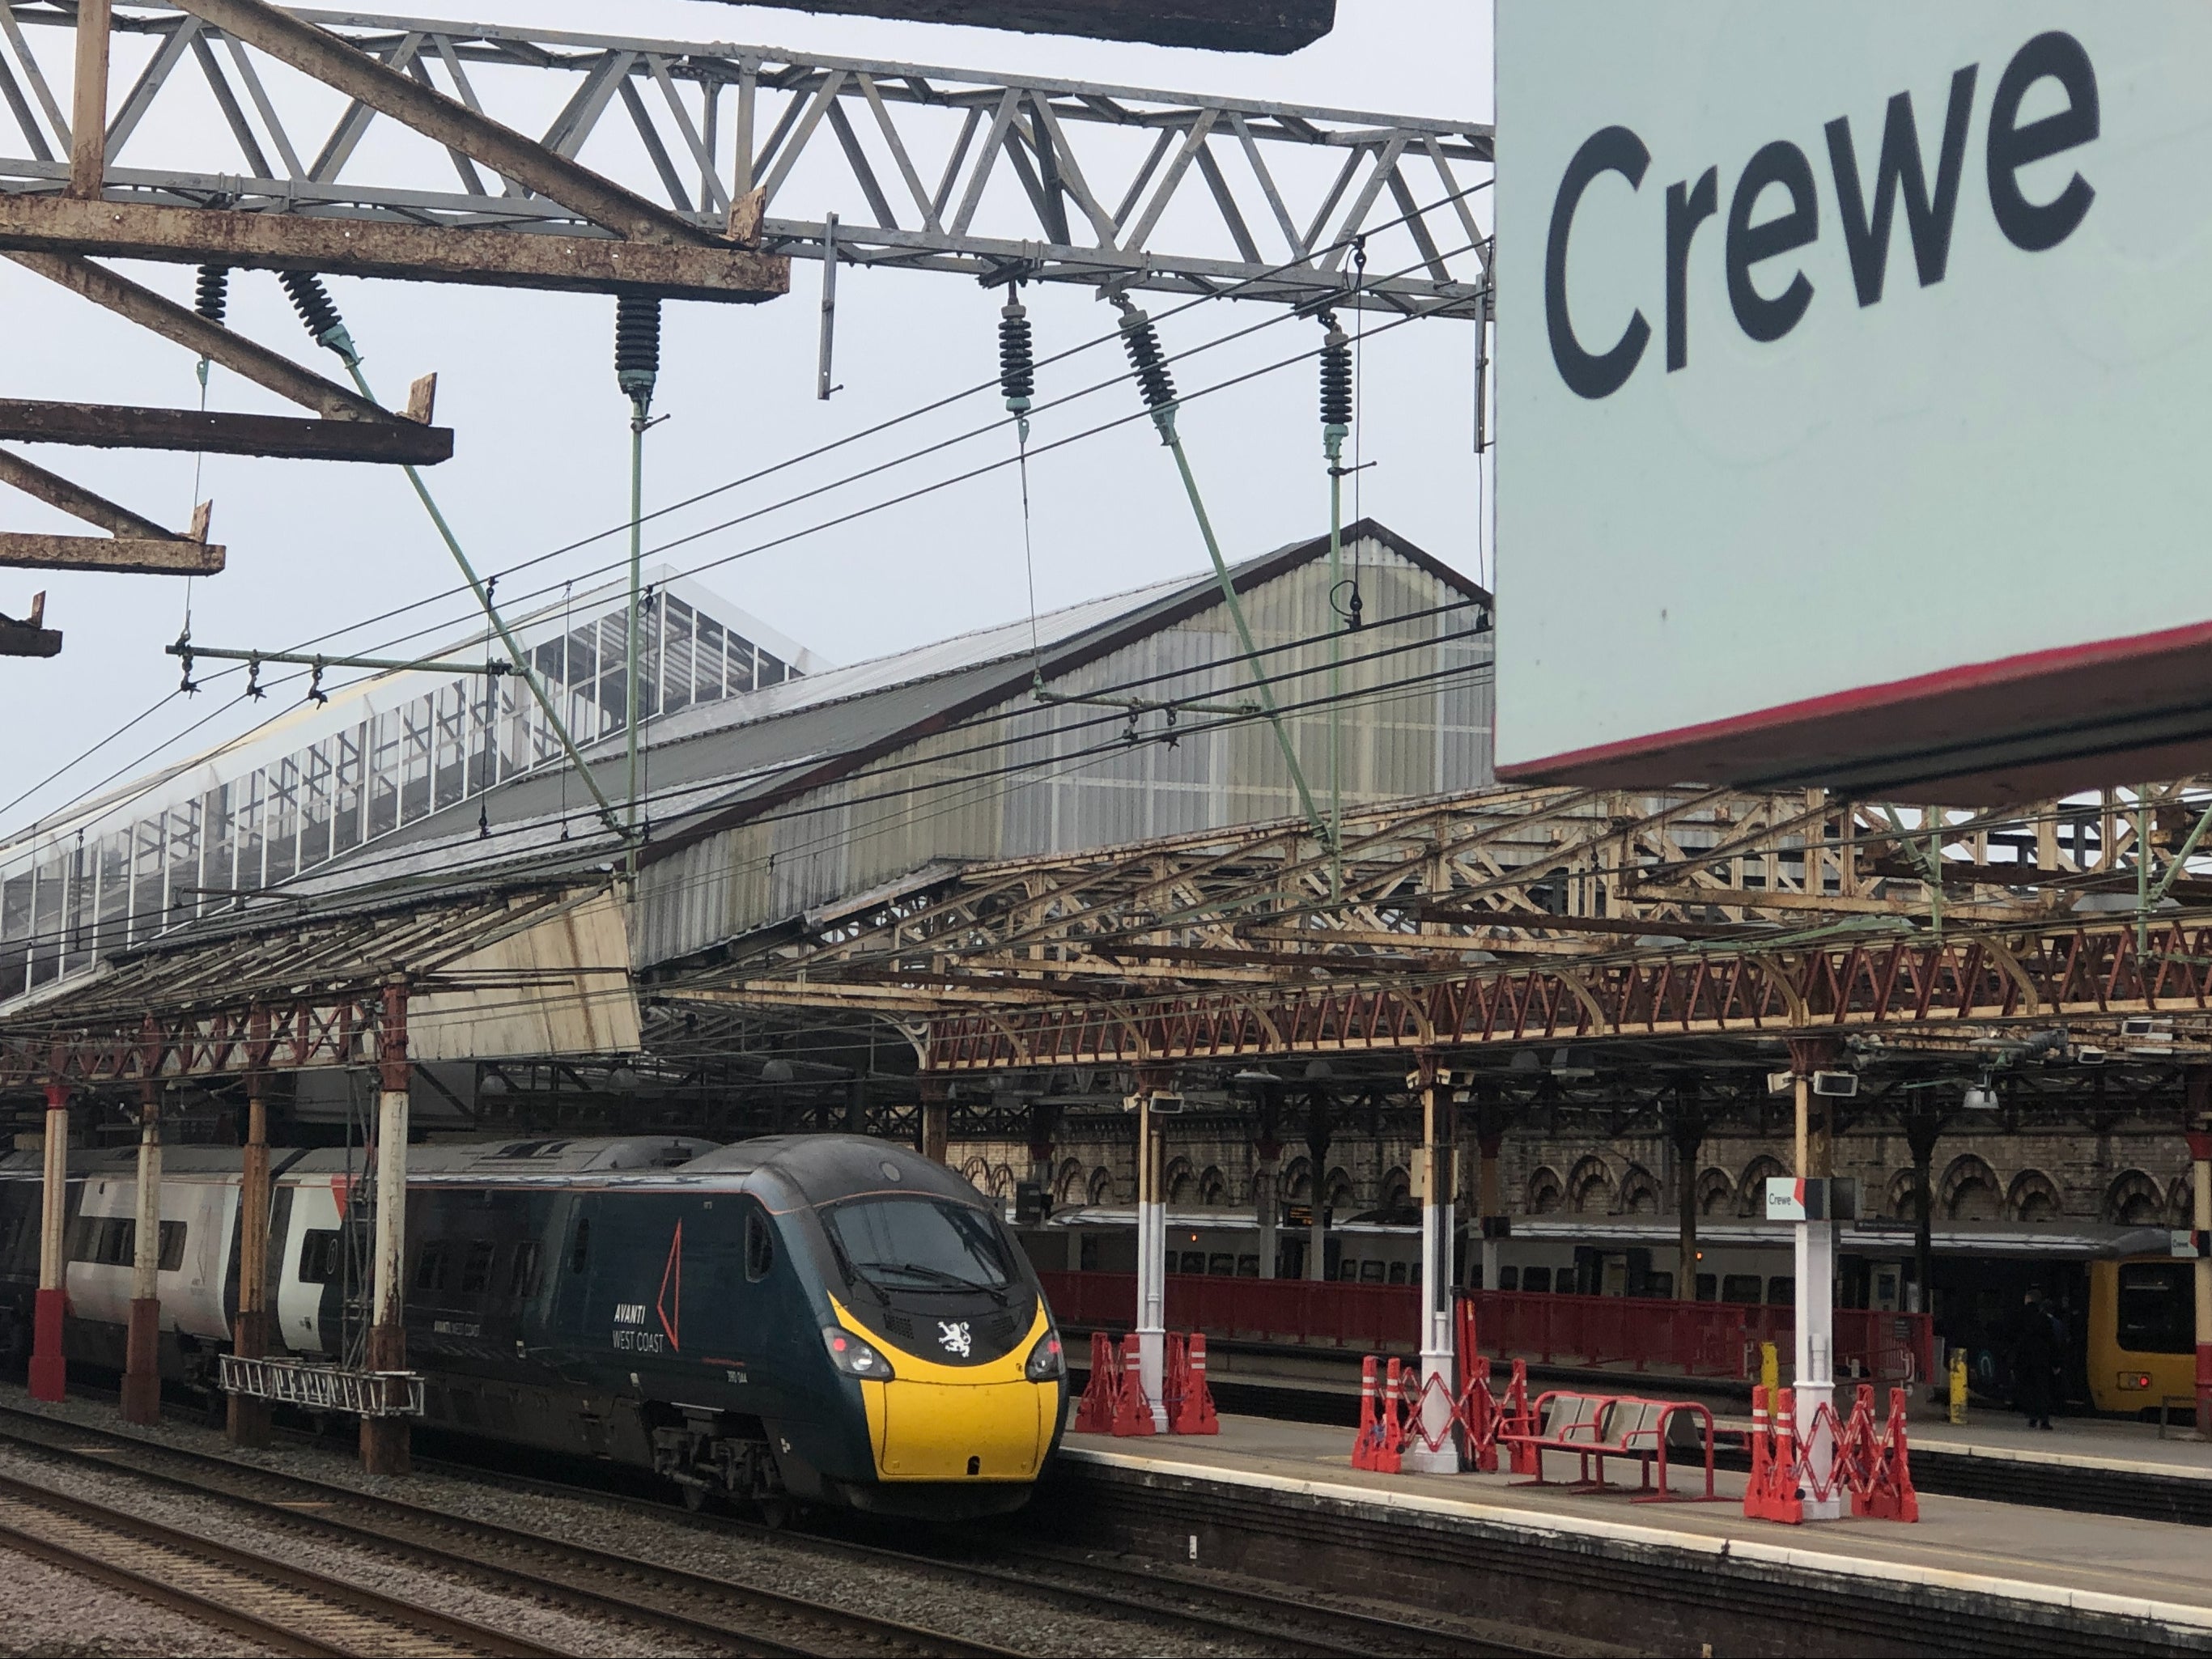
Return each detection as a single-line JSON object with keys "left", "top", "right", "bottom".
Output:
{"left": 1035, "top": 1271, "right": 1934, "bottom": 1385}
{"left": 218, "top": 1354, "right": 424, "bottom": 1417}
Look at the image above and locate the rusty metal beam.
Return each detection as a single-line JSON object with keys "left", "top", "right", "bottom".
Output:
{"left": 0, "top": 533, "right": 223, "bottom": 575}
{"left": 0, "top": 195, "right": 787, "bottom": 303}
{"left": 172, "top": 0, "right": 726, "bottom": 248}
{"left": 702, "top": 0, "right": 1336, "bottom": 53}
{"left": 0, "top": 448, "right": 189, "bottom": 540}
{"left": 0, "top": 399, "right": 452, "bottom": 465}
{"left": 7, "top": 252, "right": 393, "bottom": 419}
{"left": 917, "top": 913, "right": 2212, "bottom": 1067}
{"left": 0, "top": 592, "right": 60, "bottom": 657}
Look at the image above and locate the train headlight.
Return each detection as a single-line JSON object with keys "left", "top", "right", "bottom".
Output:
{"left": 1025, "top": 1330, "right": 1064, "bottom": 1381}
{"left": 822, "top": 1326, "right": 894, "bottom": 1380}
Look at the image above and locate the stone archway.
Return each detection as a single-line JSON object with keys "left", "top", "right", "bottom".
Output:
{"left": 1938, "top": 1154, "right": 2002, "bottom": 1221}
{"left": 1527, "top": 1166, "right": 1565, "bottom": 1215}
{"left": 2005, "top": 1169, "right": 2062, "bottom": 1223}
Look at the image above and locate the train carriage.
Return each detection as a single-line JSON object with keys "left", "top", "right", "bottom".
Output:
{"left": 0, "top": 1134, "right": 1068, "bottom": 1521}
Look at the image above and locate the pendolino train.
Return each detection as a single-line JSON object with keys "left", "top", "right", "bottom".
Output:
{"left": 0, "top": 1135, "right": 1068, "bottom": 1519}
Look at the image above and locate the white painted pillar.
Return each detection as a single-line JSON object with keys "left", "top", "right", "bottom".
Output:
{"left": 121, "top": 1088, "right": 162, "bottom": 1424}
{"left": 1133, "top": 1093, "right": 1168, "bottom": 1429}
{"left": 29, "top": 1084, "right": 70, "bottom": 1402}
{"left": 1255, "top": 1140, "right": 1280, "bottom": 1279}
{"left": 1793, "top": 1066, "right": 1839, "bottom": 1518}
{"left": 1405, "top": 1058, "right": 1458, "bottom": 1472}
{"left": 371, "top": 1082, "right": 408, "bottom": 1333}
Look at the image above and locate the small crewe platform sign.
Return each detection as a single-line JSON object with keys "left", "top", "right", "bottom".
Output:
{"left": 1493, "top": 4, "right": 2212, "bottom": 801}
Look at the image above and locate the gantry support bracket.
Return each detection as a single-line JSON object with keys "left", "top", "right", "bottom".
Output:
{"left": 0, "top": 448, "right": 223, "bottom": 575}
{"left": 0, "top": 193, "right": 788, "bottom": 302}
{"left": 0, "top": 591, "right": 61, "bottom": 657}
{"left": 0, "top": 398, "right": 452, "bottom": 465}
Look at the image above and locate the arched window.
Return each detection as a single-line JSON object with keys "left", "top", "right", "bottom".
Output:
{"left": 1695, "top": 1167, "right": 1735, "bottom": 1219}
{"left": 959, "top": 1156, "right": 991, "bottom": 1193}
{"left": 2170, "top": 1171, "right": 2196, "bottom": 1229}
{"left": 1736, "top": 1155, "right": 1787, "bottom": 1218}
{"left": 2005, "top": 1169, "right": 2062, "bottom": 1224}
{"left": 1566, "top": 1156, "right": 1615, "bottom": 1216}
{"left": 1323, "top": 1166, "right": 1357, "bottom": 1209}
{"left": 1380, "top": 1166, "right": 1412, "bottom": 1211}
{"left": 1165, "top": 1157, "right": 1195, "bottom": 1204}
{"left": 1283, "top": 1156, "right": 1314, "bottom": 1202}
{"left": 1885, "top": 1168, "right": 1925, "bottom": 1222}
{"left": 2102, "top": 1169, "right": 2166, "bottom": 1226}
{"left": 1197, "top": 1165, "right": 1230, "bottom": 1205}
{"left": 1054, "top": 1158, "right": 1086, "bottom": 1205}
{"left": 1526, "top": 1166, "right": 1565, "bottom": 1215}
{"left": 1938, "top": 1154, "right": 2002, "bottom": 1222}
{"left": 1087, "top": 1168, "right": 1116, "bottom": 1205}
{"left": 1619, "top": 1165, "right": 1661, "bottom": 1216}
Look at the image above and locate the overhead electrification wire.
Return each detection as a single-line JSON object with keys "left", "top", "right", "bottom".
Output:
{"left": 121, "top": 189, "right": 1491, "bottom": 689}
{"left": 9, "top": 217, "right": 1484, "bottom": 837}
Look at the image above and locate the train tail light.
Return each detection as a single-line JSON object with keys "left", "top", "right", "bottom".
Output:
{"left": 823, "top": 1326, "right": 894, "bottom": 1380}
{"left": 1025, "top": 1330, "right": 1064, "bottom": 1381}
{"left": 2119, "top": 1372, "right": 2152, "bottom": 1390}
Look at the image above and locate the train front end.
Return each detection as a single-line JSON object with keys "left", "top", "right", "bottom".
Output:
{"left": 779, "top": 1140, "right": 1067, "bottom": 1517}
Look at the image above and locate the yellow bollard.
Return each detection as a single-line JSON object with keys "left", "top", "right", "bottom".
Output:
{"left": 1760, "top": 1340, "right": 1779, "bottom": 1398}
{"left": 1949, "top": 1350, "right": 1968, "bottom": 1425}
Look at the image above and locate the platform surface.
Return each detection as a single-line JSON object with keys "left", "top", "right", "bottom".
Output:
{"left": 1060, "top": 1412, "right": 2212, "bottom": 1632}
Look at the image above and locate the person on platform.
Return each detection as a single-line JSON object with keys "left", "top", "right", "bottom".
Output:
{"left": 2011, "top": 1287, "right": 2059, "bottom": 1431}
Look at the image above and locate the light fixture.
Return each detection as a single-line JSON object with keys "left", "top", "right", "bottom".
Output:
{"left": 1962, "top": 1074, "right": 1999, "bottom": 1110}
{"left": 607, "top": 1064, "right": 642, "bottom": 1093}
{"left": 759, "top": 1058, "right": 795, "bottom": 1083}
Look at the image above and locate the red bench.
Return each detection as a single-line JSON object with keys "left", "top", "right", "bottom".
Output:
{"left": 1497, "top": 1390, "right": 1726, "bottom": 1503}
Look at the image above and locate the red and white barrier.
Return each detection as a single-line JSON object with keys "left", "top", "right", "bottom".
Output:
{"left": 1071, "top": 1328, "right": 1216, "bottom": 1438}
{"left": 1743, "top": 1382, "right": 1917, "bottom": 1525}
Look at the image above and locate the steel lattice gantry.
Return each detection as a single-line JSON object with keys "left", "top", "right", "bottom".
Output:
{"left": 0, "top": 2, "right": 1490, "bottom": 314}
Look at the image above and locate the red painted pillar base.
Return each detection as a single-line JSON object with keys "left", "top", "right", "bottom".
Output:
{"left": 358, "top": 1322, "right": 410, "bottom": 1476}
{"left": 27, "top": 1288, "right": 66, "bottom": 1402}
{"left": 226, "top": 1311, "right": 271, "bottom": 1448}
{"left": 120, "top": 1297, "right": 160, "bottom": 1424}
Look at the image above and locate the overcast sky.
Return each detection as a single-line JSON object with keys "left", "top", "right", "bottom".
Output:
{"left": 0, "top": 0, "right": 1492, "bottom": 834}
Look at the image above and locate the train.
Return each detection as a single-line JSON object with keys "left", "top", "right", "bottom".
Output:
{"left": 0, "top": 1135, "right": 1068, "bottom": 1521}
{"left": 1022, "top": 1204, "right": 2199, "bottom": 1416}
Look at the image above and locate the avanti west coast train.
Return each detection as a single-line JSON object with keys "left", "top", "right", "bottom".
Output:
{"left": 0, "top": 1135, "right": 1068, "bottom": 1518}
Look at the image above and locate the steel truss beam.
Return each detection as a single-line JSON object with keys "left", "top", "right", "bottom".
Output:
{"left": 0, "top": 3, "right": 1485, "bottom": 313}
{"left": 642, "top": 776, "right": 2212, "bottom": 1065}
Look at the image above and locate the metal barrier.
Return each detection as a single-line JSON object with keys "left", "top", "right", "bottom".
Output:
{"left": 218, "top": 1354, "right": 424, "bottom": 1418}
{"left": 1037, "top": 1271, "right": 1933, "bottom": 1384}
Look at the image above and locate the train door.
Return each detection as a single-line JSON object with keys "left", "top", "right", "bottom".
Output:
{"left": 274, "top": 1175, "right": 343, "bottom": 1354}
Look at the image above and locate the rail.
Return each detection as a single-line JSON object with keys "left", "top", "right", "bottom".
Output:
{"left": 1036, "top": 1271, "right": 1933, "bottom": 1384}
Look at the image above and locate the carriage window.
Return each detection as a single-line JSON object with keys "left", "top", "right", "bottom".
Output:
{"left": 1498, "top": 1266, "right": 1520, "bottom": 1292}
{"left": 1178, "top": 1251, "right": 1205, "bottom": 1275}
{"left": 2117, "top": 1263, "right": 2194, "bottom": 1355}
{"left": 299, "top": 1229, "right": 342, "bottom": 1283}
{"left": 1645, "top": 1271, "right": 1674, "bottom": 1300}
{"left": 1721, "top": 1274, "right": 1762, "bottom": 1305}
{"left": 570, "top": 1218, "right": 591, "bottom": 1274}
{"left": 1237, "top": 1255, "right": 1259, "bottom": 1277}
{"left": 1522, "top": 1266, "right": 1551, "bottom": 1293}
{"left": 157, "top": 1221, "right": 186, "bottom": 1272}
{"left": 1766, "top": 1277, "right": 1795, "bottom": 1307}
{"left": 1386, "top": 1262, "right": 1407, "bottom": 1285}
{"left": 1208, "top": 1254, "right": 1234, "bottom": 1276}
{"left": 461, "top": 1240, "right": 496, "bottom": 1295}
{"left": 507, "top": 1241, "right": 541, "bottom": 1299}
{"left": 1696, "top": 1273, "right": 1717, "bottom": 1303}
{"left": 745, "top": 1209, "right": 775, "bottom": 1283}
{"left": 414, "top": 1243, "right": 449, "bottom": 1292}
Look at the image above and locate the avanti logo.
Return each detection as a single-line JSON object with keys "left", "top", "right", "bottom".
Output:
{"left": 1543, "top": 30, "right": 2099, "bottom": 400}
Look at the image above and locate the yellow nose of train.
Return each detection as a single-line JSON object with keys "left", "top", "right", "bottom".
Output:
{"left": 833, "top": 1300, "right": 1059, "bottom": 1480}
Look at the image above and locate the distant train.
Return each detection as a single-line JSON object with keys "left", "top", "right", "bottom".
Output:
{"left": 1024, "top": 1205, "right": 2197, "bottom": 1415}
{"left": 0, "top": 1135, "right": 1067, "bottom": 1519}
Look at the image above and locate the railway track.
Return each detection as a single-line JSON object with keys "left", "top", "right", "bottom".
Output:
{"left": 393, "top": 1444, "right": 1574, "bottom": 1657}
{"left": 0, "top": 1402, "right": 1014, "bottom": 1659}
{"left": 0, "top": 1467, "right": 557, "bottom": 1658}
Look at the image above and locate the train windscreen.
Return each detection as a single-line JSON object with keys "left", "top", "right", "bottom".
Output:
{"left": 827, "top": 1198, "right": 1013, "bottom": 1296}
{"left": 2116, "top": 1262, "right": 2194, "bottom": 1355}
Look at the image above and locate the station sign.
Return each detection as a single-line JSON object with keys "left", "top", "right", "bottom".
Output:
{"left": 1494, "top": 5, "right": 2212, "bottom": 800}
{"left": 1764, "top": 1177, "right": 1857, "bottom": 1223}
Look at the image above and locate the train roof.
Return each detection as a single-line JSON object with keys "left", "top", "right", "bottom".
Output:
{"left": 686, "top": 1135, "right": 987, "bottom": 1209}
{"left": 282, "top": 1137, "right": 719, "bottom": 1176}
